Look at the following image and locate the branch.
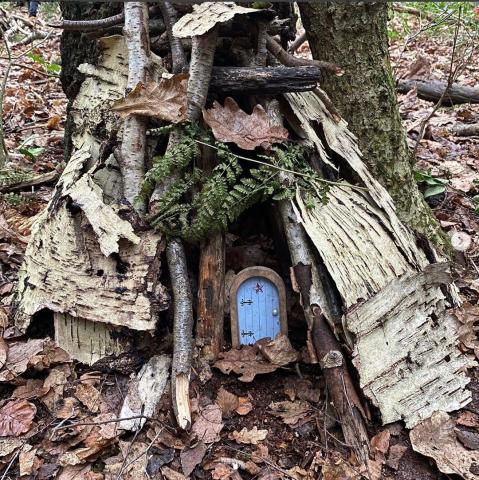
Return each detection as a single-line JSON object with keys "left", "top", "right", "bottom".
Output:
{"left": 48, "top": 12, "right": 125, "bottom": 31}
{"left": 167, "top": 238, "right": 193, "bottom": 430}
{"left": 0, "top": 170, "right": 60, "bottom": 193}
{"left": 120, "top": 3, "right": 150, "bottom": 210}
{"left": 159, "top": 1, "right": 186, "bottom": 73}
{"left": 392, "top": 3, "right": 436, "bottom": 21}
{"left": 288, "top": 31, "right": 307, "bottom": 53}
{"left": 266, "top": 34, "right": 344, "bottom": 76}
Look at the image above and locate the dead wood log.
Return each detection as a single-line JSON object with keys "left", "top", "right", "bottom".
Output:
{"left": 392, "top": 4, "right": 436, "bottom": 21}
{"left": 397, "top": 79, "right": 479, "bottom": 105}
{"left": 166, "top": 239, "right": 193, "bottom": 430}
{"left": 209, "top": 66, "right": 321, "bottom": 94}
{"left": 449, "top": 123, "right": 479, "bottom": 137}
{"left": 120, "top": 2, "right": 150, "bottom": 209}
{"left": 265, "top": 34, "right": 343, "bottom": 76}
{"left": 0, "top": 170, "right": 59, "bottom": 193}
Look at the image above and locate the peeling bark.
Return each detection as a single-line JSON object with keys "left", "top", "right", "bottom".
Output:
{"left": 159, "top": 1, "right": 186, "bottom": 74}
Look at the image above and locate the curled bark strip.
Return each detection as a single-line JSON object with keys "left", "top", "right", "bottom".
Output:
{"left": 167, "top": 238, "right": 193, "bottom": 430}
{"left": 120, "top": 2, "right": 151, "bottom": 209}
{"left": 48, "top": 12, "right": 125, "bottom": 31}
{"left": 266, "top": 34, "right": 344, "bottom": 76}
{"left": 187, "top": 27, "right": 218, "bottom": 121}
{"left": 159, "top": 1, "right": 186, "bottom": 73}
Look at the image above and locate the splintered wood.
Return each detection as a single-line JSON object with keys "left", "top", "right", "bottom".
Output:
{"left": 285, "top": 89, "right": 474, "bottom": 428}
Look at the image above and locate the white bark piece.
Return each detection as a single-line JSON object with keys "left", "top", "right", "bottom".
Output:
{"left": 54, "top": 314, "right": 130, "bottom": 366}
{"left": 119, "top": 355, "right": 171, "bottom": 431}
{"left": 14, "top": 147, "right": 167, "bottom": 333}
{"left": 173, "top": 2, "right": 262, "bottom": 39}
{"left": 285, "top": 90, "right": 427, "bottom": 269}
{"left": 286, "top": 94, "right": 474, "bottom": 428}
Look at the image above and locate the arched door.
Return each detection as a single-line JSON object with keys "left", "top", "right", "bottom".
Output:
{"left": 236, "top": 276, "right": 281, "bottom": 345}
{"left": 230, "top": 267, "right": 288, "bottom": 347}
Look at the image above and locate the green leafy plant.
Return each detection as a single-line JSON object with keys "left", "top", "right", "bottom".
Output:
{"left": 414, "top": 170, "right": 449, "bottom": 199}
{"left": 141, "top": 125, "right": 329, "bottom": 243}
{"left": 0, "top": 167, "right": 33, "bottom": 187}
{"left": 18, "top": 146, "right": 45, "bottom": 160}
{"left": 26, "top": 52, "right": 61, "bottom": 75}
{"left": 0, "top": 192, "right": 31, "bottom": 206}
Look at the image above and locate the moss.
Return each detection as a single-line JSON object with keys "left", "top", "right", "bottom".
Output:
{"left": 300, "top": 2, "right": 448, "bottom": 252}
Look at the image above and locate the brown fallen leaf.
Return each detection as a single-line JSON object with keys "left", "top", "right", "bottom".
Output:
{"left": 230, "top": 426, "right": 268, "bottom": 445}
{"left": 214, "top": 345, "right": 278, "bottom": 382}
{"left": 321, "top": 456, "right": 362, "bottom": 480}
{"left": 258, "top": 334, "right": 299, "bottom": 366}
{"left": 268, "top": 400, "right": 311, "bottom": 427}
{"left": 0, "top": 399, "right": 36, "bottom": 436}
{"left": 75, "top": 383, "right": 102, "bottom": 413}
{"left": 410, "top": 411, "right": 479, "bottom": 480}
{"left": 236, "top": 396, "right": 253, "bottom": 416}
{"left": 386, "top": 444, "right": 408, "bottom": 470}
{"left": 457, "top": 411, "right": 479, "bottom": 428}
{"left": 180, "top": 441, "right": 207, "bottom": 476}
{"left": 12, "top": 379, "right": 47, "bottom": 400}
{"left": 161, "top": 466, "right": 187, "bottom": 480}
{"left": 370, "top": 429, "right": 390, "bottom": 457}
{"left": 283, "top": 377, "right": 321, "bottom": 403}
{"left": 0, "top": 438, "right": 22, "bottom": 457}
{"left": 211, "top": 463, "right": 233, "bottom": 480}
{"left": 456, "top": 429, "right": 479, "bottom": 450}
{"left": 0, "top": 338, "right": 45, "bottom": 381}
{"left": 0, "top": 338, "right": 7, "bottom": 371}
{"left": 19, "top": 444, "right": 38, "bottom": 477}
{"left": 112, "top": 75, "right": 188, "bottom": 124}
{"left": 191, "top": 404, "right": 223, "bottom": 444}
{"left": 202, "top": 97, "right": 289, "bottom": 150}
{"left": 216, "top": 387, "right": 239, "bottom": 417}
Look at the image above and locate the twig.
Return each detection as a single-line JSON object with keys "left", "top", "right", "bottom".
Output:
{"left": 48, "top": 12, "right": 125, "bottom": 31}
{"left": 266, "top": 34, "right": 344, "bottom": 76}
{"left": 413, "top": 7, "right": 462, "bottom": 157}
{"left": 116, "top": 413, "right": 142, "bottom": 480}
{"left": 52, "top": 414, "right": 157, "bottom": 431}
{"left": 0, "top": 28, "right": 12, "bottom": 168}
{"left": 11, "top": 62, "right": 58, "bottom": 78}
{"left": 288, "top": 31, "right": 307, "bottom": 53}
{"left": 194, "top": 140, "right": 368, "bottom": 193}
{"left": 392, "top": 3, "right": 436, "bottom": 22}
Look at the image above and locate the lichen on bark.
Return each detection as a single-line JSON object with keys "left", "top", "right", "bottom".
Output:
{"left": 300, "top": 2, "right": 448, "bottom": 250}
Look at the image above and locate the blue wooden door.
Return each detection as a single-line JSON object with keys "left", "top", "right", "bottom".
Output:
{"left": 236, "top": 276, "right": 281, "bottom": 345}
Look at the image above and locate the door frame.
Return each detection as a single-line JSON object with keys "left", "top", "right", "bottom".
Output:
{"left": 230, "top": 266, "right": 288, "bottom": 348}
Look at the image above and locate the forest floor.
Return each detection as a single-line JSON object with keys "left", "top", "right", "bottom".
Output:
{"left": 0, "top": 5, "right": 478, "bottom": 480}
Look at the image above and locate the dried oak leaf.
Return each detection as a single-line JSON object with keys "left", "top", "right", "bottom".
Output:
{"left": 410, "top": 411, "right": 479, "bottom": 480}
{"left": 112, "top": 75, "right": 188, "bottom": 124}
{"left": 202, "top": 97, "right": 289, "bottom": 151}
{"left": 75, "top": 383, "right": 102, "bottom": 413}
{"left": 191, "top": 404, "right": 223, "bottom": 444}
{"left": 0, "top": 399, "right": 36, "bottom": 436}
{"left": 0, "top": 338, "right": 45, "bottom": 381}
{"left": 268, "top": 400, "right": 311, "bottom": 427}
{"left": 230, "top": 426, "right": 268, "bottom": 445}
{"left": 215, "top": 387, "right": 239, "bottom": 416}
{"left": 258, "top": 334, "right": 299, "bottom": 366}
{"left": 213, "top": 345, "right": 278, "bottom": 382}
{"left": 236, "top": 396, "right": 253, "bottom": 416}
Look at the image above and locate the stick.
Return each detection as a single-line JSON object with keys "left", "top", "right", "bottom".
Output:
{"left": 158, "top": 1, "right": 186, "bottom": 74}
{"left": 48, "top": 12, "right": 125, "bottom": 31}
{"left": 288, "top": 31, "right": 307, "bottom": 53}
{"left": 167, "top": 239, "right": 193, "bottom": 430}
{"left": 449, "top": 123, "right": 479, "bottom": 137}
{"left": 0, "top": 170, "right": 59, "bottom": 193}
{"left": 120, "top": 2, "right": 150, "bottom": 210}
{"left": 278, "top": 200, "right": 370, "bottom": 465}
{"left": 392, "top": 4, "right": 436, "bottom": 21}
{"left": 187, "top": 26, "right": 218, "bottom": 121}
{"left": 265, "top": 34, "right": 344, "bottom": 76}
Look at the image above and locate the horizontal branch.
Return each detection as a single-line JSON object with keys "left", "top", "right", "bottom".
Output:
{"left": 0, "top": 170, "right": 59, "bottom": 193}
{"left": 48, "top": 12, "right": 125, "bottom": 31}
{"left": 210, "top": 65, "right": 321, "bottom": 94}
{"left": 397, "top": 79, "right": 479, "bottom": 105}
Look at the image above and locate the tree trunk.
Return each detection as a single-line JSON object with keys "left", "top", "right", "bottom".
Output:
{"left": 299, "top": 2, "right": 447, "bottom": 249}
